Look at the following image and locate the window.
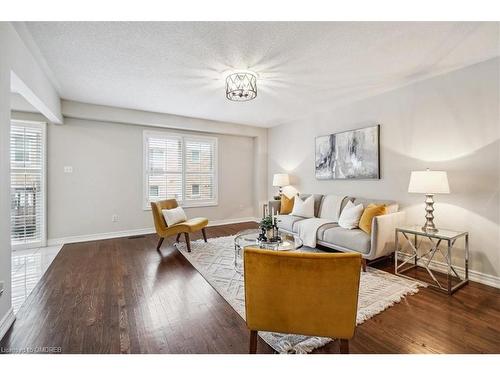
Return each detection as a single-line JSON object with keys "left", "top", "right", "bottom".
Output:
{"left": 143, "top": 131, "right": 217, "bottom": 208}
{"left": 149, "top": 185, "right": 159, "bottom": 197}
{"left": 10, "top": 120, "right": 46, "bottom": 250}
{"left": 191, "top": 149, "right": 200, "bottom": 163}
{"left": 191, "top": 184, "right": 200, "bottom": 197}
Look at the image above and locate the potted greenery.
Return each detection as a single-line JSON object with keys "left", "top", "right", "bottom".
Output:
{"left": 258, "top": 215, "right": 274, "bottom": 241}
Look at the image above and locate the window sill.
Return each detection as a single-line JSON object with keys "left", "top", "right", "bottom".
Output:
{"left": 143, "top": 201, "right": 218, "bottom": 211}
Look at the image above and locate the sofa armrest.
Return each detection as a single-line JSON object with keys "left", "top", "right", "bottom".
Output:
{"left": 368, "top": 211, "right": 406, "bottom": 260}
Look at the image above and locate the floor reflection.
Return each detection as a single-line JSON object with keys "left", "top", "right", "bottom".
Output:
{"left": 11, "top": 245, "right": 62, "bottom": 314}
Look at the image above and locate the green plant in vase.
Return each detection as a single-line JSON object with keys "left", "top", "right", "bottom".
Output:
{"left": 258, "top": 215, "right": 273, "bottom": 242}
{"left": 259, "top": 215, "right": 273, "bottom": 231}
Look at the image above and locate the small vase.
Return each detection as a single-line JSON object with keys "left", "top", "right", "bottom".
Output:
{"left": 266, "top": 229, "right": 274, "bottom": 240}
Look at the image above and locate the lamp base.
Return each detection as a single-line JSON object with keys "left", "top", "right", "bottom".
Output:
{"left": 273, "top": 186, "right": 283, "bottom": 201}
{"left": 422, "top": 194, "right": 439, "bottom": 233}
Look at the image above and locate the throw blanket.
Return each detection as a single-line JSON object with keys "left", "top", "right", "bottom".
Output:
{"left": 296, "top": 218, "right": 336, "bottom": 247}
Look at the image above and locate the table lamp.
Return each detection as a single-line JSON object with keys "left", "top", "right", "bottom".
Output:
{"left": 272, "top": 173, "right": 290, "bottom": 200}
{"left": 408, "top": 169, "right": 450, "bottom": 233}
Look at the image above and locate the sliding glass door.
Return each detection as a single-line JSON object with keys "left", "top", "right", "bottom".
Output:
{"left": 10, "top": 120, "right": 46, "bottom": 250}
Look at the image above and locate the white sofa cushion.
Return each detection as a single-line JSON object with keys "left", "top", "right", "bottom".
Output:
{"left": 338, "top": 201, "right": 364, "bottom": 229}
{"left": 319, "top": 195, "right": 345, "bottom": 221}
{"left": 276, "top": 215, "right": 305, "bottom": 232}
{"left": 321, "top": 226, "right": 371, "bottom": 254}
{"left": 162, "top": 206, "right": 187, "bottom": 226}
{"left": 298, "top": 194, "right": 324, "bottom": 217}
{"left": 291, "top": 195, "right": 315, "bottom": 218}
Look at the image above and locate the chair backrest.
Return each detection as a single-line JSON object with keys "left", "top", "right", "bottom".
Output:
{"left": 150, "top": 199, "right": 179, "bottom": 234}
{"left": 244, "top": 248, "right": 361, "bottom": 339}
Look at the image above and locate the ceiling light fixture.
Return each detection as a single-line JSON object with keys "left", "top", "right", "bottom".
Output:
{"left": 225, "top": 72, "right": 257, "bottom": 101}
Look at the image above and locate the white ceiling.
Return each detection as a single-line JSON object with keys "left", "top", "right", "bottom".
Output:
{"left": 23, "top": 22, "right": 499, "bottom": 127}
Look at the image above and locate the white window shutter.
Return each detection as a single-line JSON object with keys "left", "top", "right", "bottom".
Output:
{"left": 144, "top": 132, "right": 217, "bottom": 208}
{"left": 10, "top": 122, "right": 45, "bottom": 249}
{"left": 145, "top": 135, "right": 183, "bottom": 204}
{"left": 184, "top": 137, "right": 216, "bottom": 203}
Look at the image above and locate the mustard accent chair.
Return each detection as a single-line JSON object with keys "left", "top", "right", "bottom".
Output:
{"left": 244, "top": 249, "right": 362, "bottom": 354}
{"left": 150, "top": 199, "right": 209, "bottom": 252}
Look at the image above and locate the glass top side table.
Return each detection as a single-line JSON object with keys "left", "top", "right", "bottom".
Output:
{"left": 395, "top": 225, "right": 469, "bottom": 295}
{"left": 233, "top": 229, "right": 303, "bottom": 273}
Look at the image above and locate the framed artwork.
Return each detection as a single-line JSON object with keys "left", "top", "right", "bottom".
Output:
{"left": 315, "top": 125, "right": 380, "bottom": 180}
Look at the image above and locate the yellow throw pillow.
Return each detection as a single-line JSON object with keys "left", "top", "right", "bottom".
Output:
{"left": 359, "top": 204, "right": 386, "bottom": 234}
{"left": 280, "top": 195, "right": 295, "bottom": 215}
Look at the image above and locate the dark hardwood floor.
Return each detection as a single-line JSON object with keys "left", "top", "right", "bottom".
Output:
{"left": 1, "top": 222, "right": 499, "bottom": 354}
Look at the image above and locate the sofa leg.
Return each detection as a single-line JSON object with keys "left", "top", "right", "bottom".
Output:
{"left": 249, "top": 330, "right": 258, "bottom": 354}
{"left": 184, "top": 232, "right": 191, "bottom": 252}
{"left": 339, "top": 339, "right": 349, "bottom": 354}
{"left": 201, "top": 228, "right": 207, "bottom": 242}
{"left": 361, "top": 259, "right": 367, "bottom": 272}
{"left": 175, "top": 233, "right": 181, "bottom": 243}
{"left": 156, "top": 237, "right": 164, "bottom": 252}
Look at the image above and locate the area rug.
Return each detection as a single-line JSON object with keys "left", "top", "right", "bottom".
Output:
{"left": 176, "top": 235, "right": 422, "bottom": 354}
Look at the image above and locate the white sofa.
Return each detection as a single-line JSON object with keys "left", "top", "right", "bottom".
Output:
{"left": 269, "top": 194, "right": 405, "bottom": 262}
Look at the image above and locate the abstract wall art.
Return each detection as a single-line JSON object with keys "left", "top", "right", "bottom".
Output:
{"left": 315, "top": 125, "right": 380, "bottom": 180}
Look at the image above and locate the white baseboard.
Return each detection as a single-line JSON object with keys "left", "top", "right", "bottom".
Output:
{"left": 47, "top": 217, "right": 259, "bottom": 246}
{"left": 397, "top": 254, "right": 500, "bottom": 289}
{"left": 47, "top": 227, "right": 155, "bottom": 246}
{"left": 0, "top": 308, "right": 15, "bottom": 341}
{"left": 207, "top": 217, "right": 259, "bottom": 227}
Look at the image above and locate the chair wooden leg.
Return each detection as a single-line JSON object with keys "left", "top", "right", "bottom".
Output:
{"left": 339, "top": 339, "right": 349, "bottom": 354}
{"left": 175, "top": 233, "right": 181, "bottom": 243}
{"left": 201, "top": 228, "right": 207, "bottom": 242}
{"left": 156, "top": 237, "right": 164, "bottom": 252}
{"left": 362, "top": 258, "right": 367, "bottom": 272}
{"left": 184, "top": 232, "right": 191, "bottom": 252}
{"left": 249, "top": 330, "right": 258, "bottom": 354}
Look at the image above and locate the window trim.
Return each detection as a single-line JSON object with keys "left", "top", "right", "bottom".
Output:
{"left": 143, "top": 130, "right": 218, "bottom": 210}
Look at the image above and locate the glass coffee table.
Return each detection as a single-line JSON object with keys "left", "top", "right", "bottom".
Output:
{"left": 234, "top": 229, "right": 303, "bottom": 273}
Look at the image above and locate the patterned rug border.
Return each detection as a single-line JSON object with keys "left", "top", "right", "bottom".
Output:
{"left": 175, "top": 235, "right": 423, "bottom": 353}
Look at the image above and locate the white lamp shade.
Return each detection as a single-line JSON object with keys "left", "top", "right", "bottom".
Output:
{"left": 272, "top": 173, "right": 290, "bottom": 187}
{"left": 408, "top": 170, "right": 450, "bottom": 194}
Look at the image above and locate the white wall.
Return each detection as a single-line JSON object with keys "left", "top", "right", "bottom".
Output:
{"left": 0, "top": 22, "right": 61, "bottom": 336}
{"left": 45, "top": 117, "right": 257, "bottom": 240}
{"left": 0, "top": 24, "right": 13, "bottom": 333}
{"left": 61, "top": 100, "right": 268, "bottom": 220}
{"left": 268, "top": 58, "right": 500, "bottom": 280}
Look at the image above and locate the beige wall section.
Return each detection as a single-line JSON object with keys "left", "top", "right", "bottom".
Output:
{"left": 45, "top": 117, "right": 256, "bottom": 240}
{"left": 268, "top": 58, "right": 500, "bottom": 279}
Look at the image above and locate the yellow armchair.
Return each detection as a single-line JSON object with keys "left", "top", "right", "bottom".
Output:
{"left": 244, "top": 248, "right": 361, "bottom": 353}
{"left": 150, "top": 199, "right": 209, "bottom": 252}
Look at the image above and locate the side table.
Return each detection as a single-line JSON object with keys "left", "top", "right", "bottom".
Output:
{"left": 395, "top": 225, "right": 469, "bottom": 295}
